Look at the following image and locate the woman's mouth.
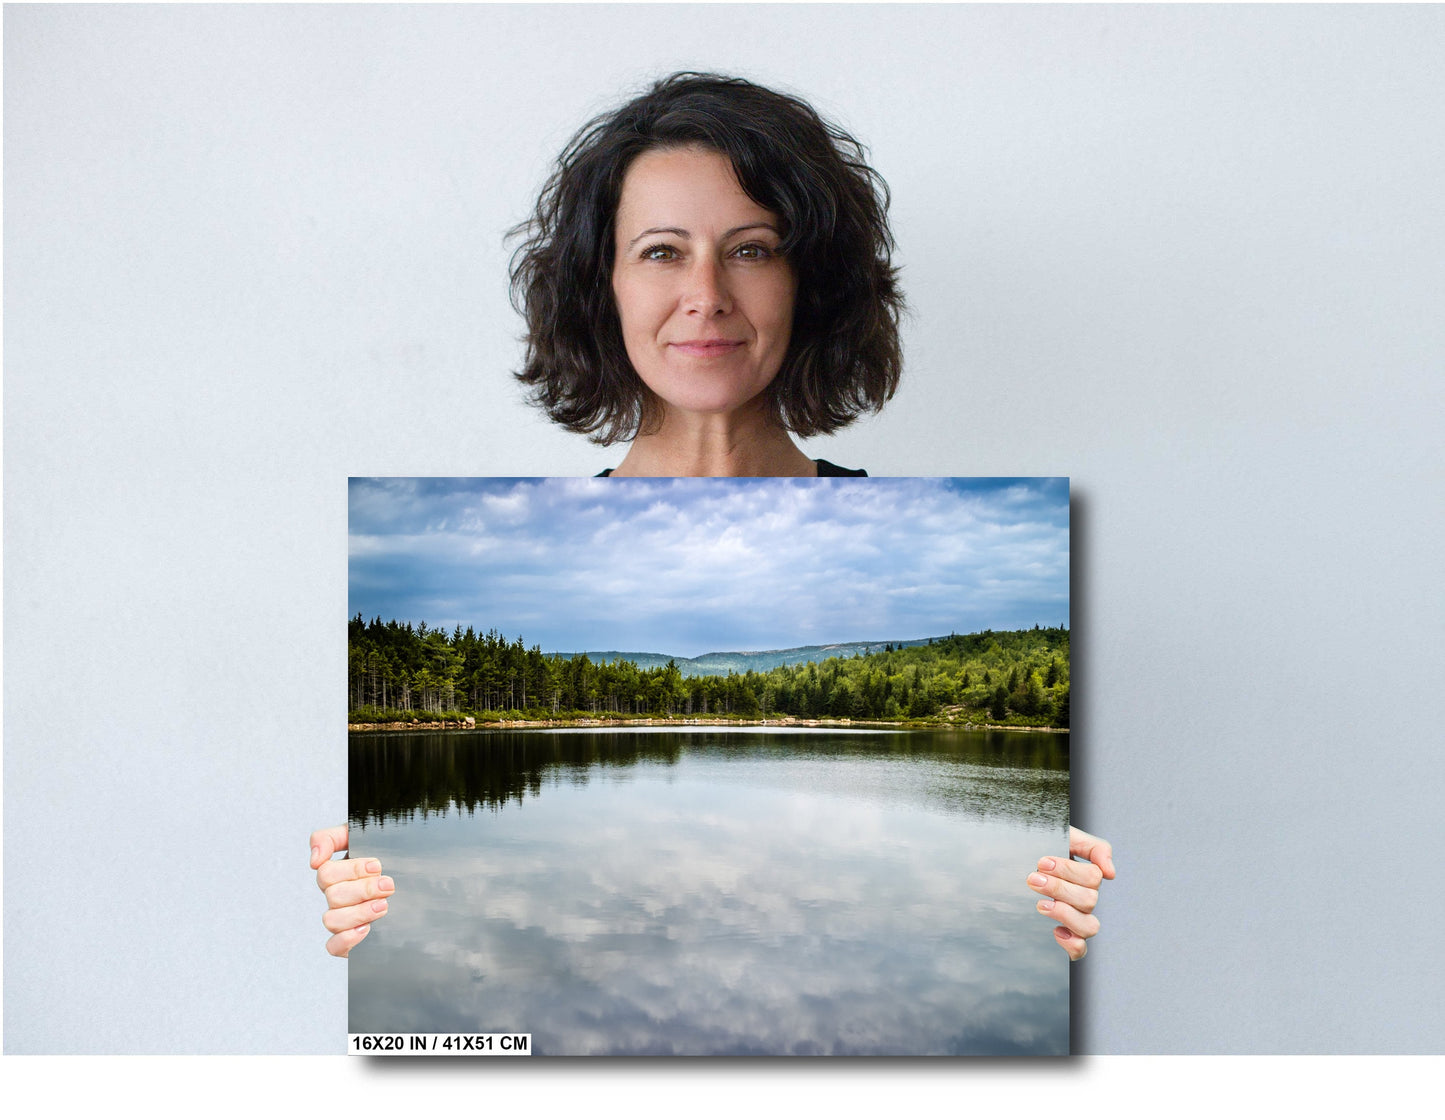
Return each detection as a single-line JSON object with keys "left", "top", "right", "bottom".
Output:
{"left": 669, "top": 339, "right": 744, "bottom": 357}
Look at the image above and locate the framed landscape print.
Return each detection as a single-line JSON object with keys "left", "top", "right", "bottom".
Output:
{"left": 346, "top": 476, "right": 1071, "bottom": 1056}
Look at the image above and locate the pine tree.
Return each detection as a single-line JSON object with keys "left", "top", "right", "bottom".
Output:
{"left": 1021, "top": 671, "right": 1045, "bottom": 716}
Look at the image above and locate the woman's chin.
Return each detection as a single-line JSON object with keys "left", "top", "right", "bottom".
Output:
{"left": 644, "top": 372, "right": 776, "bottom": 422}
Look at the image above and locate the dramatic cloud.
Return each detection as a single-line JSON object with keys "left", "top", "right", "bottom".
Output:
{"left": 348, "top": 477, "right": 1068, "bottom": 654}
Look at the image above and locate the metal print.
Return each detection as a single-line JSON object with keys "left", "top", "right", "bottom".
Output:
{"left": 347, "top": 476, "right": 1070, "bottom": 1056}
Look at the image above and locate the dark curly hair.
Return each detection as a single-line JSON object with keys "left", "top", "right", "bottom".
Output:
{"left": 509, "top": 72, "right": 904, "bottom": 445}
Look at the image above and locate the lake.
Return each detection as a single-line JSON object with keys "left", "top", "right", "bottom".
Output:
{"left": 347, "top": 726, "right": 1069, "bottom": 1056}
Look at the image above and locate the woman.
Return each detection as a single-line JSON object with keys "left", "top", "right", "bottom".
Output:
{"left": 314, "top": 72, "right": 1113, "bottom": 960}
{"left": 509, "top": 71, "right": 900, "bottom": 478}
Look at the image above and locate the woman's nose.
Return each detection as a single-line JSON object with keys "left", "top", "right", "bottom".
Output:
{"left": 683, "top": 258, "right": 732, "bottom": 316}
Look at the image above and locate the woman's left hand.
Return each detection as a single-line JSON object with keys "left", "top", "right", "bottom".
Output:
{"left": 1028, "top": 826, "right": 1115, "bottom": 961}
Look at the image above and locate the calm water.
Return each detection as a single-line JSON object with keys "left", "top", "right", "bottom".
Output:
{"left": 348, "top": 726, "right": 1069, "bottom": 1056}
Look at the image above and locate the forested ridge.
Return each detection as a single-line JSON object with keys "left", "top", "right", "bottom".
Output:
{"left": 349, "top": 615, "right": 1070, "bottom": 728}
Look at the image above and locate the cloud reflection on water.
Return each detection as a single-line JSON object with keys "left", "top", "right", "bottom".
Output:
{"left": 349, "top": 730, "right": 1068, "bottom": 1055}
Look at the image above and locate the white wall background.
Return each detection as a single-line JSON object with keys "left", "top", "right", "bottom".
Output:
{"left": 6, "top": 4, "right": 1443, "bottom": 1054}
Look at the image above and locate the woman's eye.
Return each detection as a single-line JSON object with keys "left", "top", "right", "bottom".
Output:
{"left": 641, "top": 244, "right": 678, "bottom": 261}
{"left": 733, "top": 243, "right": 773, "bottom": 260}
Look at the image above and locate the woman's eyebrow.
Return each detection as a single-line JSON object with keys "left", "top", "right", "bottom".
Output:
{"left": 625, "top": 223, "right": 780, "bottom": 250}
{"left": 723, "top": 223, "right": 780, "bottom": 240}
{"left": 627, "top": 226, "right": 689, "bottom": 249}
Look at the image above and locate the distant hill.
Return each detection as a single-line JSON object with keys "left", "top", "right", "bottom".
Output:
{"left": 350, "top": 619, "right": 1069, "bottom": 726}
{"left": 551, "top": 637, "right": 939, "bottom": 678}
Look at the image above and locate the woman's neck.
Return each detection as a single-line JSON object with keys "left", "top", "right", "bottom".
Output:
{"left": 611, "top": 402, "right": 816, "bottom": 478}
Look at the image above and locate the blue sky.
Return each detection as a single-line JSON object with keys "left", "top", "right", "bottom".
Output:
{"left": 349, "top": 477, "right": 1069, "bottom": 656}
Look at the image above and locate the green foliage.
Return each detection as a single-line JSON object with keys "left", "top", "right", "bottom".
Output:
{"left": 1013, "top": 671, "right": 1045, "bottom": 716}
{"left": 348, "top": 616, "right": 1070, "bottom": 727}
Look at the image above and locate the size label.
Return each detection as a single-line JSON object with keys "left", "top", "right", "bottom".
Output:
{"left": 348, "top": 1033, "right": 531, "bottom": 1056}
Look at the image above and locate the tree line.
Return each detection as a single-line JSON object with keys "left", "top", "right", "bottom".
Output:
{"left": 348, "top": 615, "right": 1070, "bottom": 728}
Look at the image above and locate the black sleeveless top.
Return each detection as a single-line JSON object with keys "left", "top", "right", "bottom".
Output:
{"left": 596, "top": 459, "right": 866, "bottom": 478}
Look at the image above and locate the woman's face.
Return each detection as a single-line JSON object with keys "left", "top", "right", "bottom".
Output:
{"left": 611, "top": 146, "right": 797, "bottom": 420}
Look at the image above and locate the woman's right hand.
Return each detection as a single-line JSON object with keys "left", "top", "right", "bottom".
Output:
{"left": 310, "top": 824, "right": 394, "bottom": 958}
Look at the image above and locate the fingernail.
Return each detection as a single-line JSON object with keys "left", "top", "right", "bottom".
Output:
{"left": 1027, "top": 873, "right": 1048, "bottom": 888}
{"left": 379, "top": 876, "right": 394, "bottom": 892}
{"left": 371, "top": 899, "right": 388, "bottom": 914}
{"left": 1038, "top": 898, "right": 1055, "bottom": 911}
{"left": 1054, "top": 927, "right": 1071, "bottom": 939}
{"left": 311, "top": 846, "right": 320, "bottom": 864}
{"left": 365, "top": 859, "right": 381, "bottom": 874}
{"left": 1039, "top": 857, "right": 1056, "bottom": 871}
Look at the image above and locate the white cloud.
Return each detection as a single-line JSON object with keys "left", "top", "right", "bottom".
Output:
{"left": 349, "top": 477, "right": 1069, "bottom": 651}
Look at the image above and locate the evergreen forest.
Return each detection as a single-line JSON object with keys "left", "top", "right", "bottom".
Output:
{"left": 348, "top": 616, "right": 1071, "bottom": 729}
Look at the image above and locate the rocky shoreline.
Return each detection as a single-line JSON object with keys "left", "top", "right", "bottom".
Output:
{"left": 347, "top": 715, "right": 1067, "bottom": 734}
